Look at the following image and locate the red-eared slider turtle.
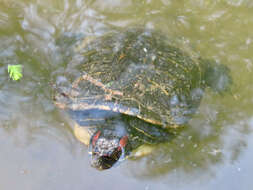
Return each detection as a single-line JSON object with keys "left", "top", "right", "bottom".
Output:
{"left": 54, "top": 28, "right": 231, "bottom": 170}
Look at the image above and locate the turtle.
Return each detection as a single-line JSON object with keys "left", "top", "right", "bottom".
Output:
{"left": 54, "top": 28, "right": 231, "bottom": 170}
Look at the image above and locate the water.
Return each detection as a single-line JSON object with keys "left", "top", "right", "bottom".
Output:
{"left": 0, "top": 0, "right": 253, "bottom": 189}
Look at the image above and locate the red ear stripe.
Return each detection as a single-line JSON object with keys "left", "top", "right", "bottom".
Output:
{"left": 92, "top": 131, "right": 101, "bottom": 146}
{"left": 119, "top": 135, "right": 128, "bottom": 148}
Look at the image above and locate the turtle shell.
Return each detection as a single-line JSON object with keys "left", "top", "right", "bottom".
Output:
{"left": 55, "top": 28, "right": 206, "bottom": 128}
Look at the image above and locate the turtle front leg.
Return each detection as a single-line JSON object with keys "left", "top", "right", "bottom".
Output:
{"left": 73, "top": 123, "right": 91, "bottom": 146}
{"left": 130, "top": 144, "right": 155, "bottom": 158}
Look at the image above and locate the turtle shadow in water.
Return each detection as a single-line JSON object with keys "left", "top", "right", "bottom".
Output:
{"left": 124, "top": 100, "right": 251, "bottom": 181}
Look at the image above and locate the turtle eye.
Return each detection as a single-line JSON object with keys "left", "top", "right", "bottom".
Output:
{"left": 92, "top": 130, "right": 101, "bottom": 146}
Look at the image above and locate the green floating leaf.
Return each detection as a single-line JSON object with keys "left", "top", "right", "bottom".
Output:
{"left": 8, "top": 64, "right": 23, "bottom": 81}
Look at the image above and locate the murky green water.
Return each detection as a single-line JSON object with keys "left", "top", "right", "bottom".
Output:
{"left": 0, "top": 0, "right": 253, "bottom": 189}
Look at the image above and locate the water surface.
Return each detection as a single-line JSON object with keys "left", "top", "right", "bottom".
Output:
{"left": 0, "top": 0, "right": 253, "bottom": 189}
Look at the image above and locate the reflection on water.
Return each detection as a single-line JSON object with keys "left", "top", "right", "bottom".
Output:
{"left": 0, "top": 0, "right": 253, "bottom": 189}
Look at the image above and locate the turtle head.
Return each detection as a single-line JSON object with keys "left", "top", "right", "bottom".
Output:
{"left": 88, "top": 130, "right": 129, "bottom": 170}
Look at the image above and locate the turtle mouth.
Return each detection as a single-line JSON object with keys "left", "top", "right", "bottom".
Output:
{"left": 90, "top": 148, "right": 122, "bottom": 170}
{"left": 89, "top": 131, "right": 128, "bottom": 170}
